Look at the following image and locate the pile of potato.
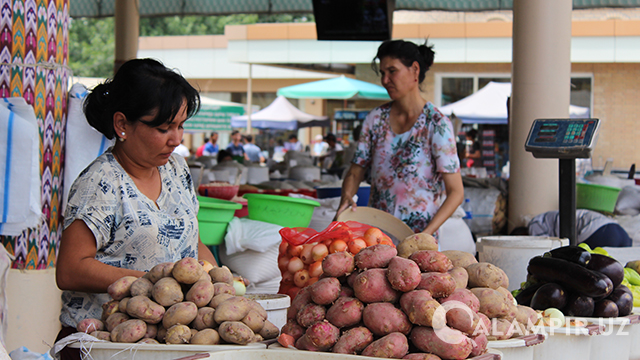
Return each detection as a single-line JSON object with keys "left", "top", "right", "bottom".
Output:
{"left": 278, "top": 234, "right": 539, "bottom": 360}
{"left": 75, "top": 257, "right": 280, "bottom": 345}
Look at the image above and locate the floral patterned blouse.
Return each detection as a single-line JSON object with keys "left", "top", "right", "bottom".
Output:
{"left": 352, "top": 102, "right": 461, "bottom": 234}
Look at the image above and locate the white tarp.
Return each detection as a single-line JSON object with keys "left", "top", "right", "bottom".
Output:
{"left": 439, "top": 82, "right": 590, "bottom": 124}
{"left": 231, "top": 95, "right": 329, "bottom": 130}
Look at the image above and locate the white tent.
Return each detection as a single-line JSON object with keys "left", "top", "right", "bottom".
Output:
{"left": 231, "top": 95, "right": 329, "bottom": 130}
{"left": 439, "top": 82, "right": 590, "bottom": 124}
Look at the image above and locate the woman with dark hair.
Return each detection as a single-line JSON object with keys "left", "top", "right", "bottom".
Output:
{"left": 55, "top": 59, "right": 216, "bottom": 354}
{"left": 337, "top": 40, "right": 464, "bottom": 239}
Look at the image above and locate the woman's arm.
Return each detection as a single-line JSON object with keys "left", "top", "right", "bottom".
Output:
{"left": 335, "top": 164, "right": 366, "bottom": 219}
{"left": 422, "top": 172, "right": 465, "bottom": 235}
{"left": 56, "top": 220, "right": 145, "bottom": 293}
{"left": 198, "top": 239, "right": 218, "bottom": 266}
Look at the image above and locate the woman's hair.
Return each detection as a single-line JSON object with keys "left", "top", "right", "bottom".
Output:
{"left": 84, "top": 58, "right": 200, "bottom": 140}
{"left": 371, "top": 39, "right": 435, "bottom": 84}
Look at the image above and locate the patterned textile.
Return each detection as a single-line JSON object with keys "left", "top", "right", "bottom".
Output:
{"left": 60, "top": 150, "right": 200, "bottom": 327}
{"left": 0, "top": 0, "right": 70, "bottom": 269}
{"left": 352, "top": 102, "right": 460, "bottom": 234}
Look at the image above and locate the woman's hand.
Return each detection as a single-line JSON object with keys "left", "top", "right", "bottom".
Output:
{"left": 335, "top": 196, "right": 357, "bottom": 220}
{"left": 334, "top": 164, "right": 366, "bottom": 221}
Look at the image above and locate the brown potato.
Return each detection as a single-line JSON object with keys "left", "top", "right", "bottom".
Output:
{"left": 241, "top": 309, "right": 266, "bottom": 333}
{"left": 259, "top": 320, "right": 280, "bottom": 340}
{"left": 130, "top": 277, "right": 154, "bottom": 298}
{"left": 89, "top": 331, "right": 111, "bottom": 341}
{"left": 106, "top": 312, "right": 130, "bottom": 332}
{"left": 101, "top": 300, "right": 120, "bottom": 321}
{"left": 108, "top": 276, "right": 138, "bottom": 301}
{"left": 467, "top": 263, "right": 506, "bottom": 289}
{"left": 441, "top": 250, "right": 478, "bottom": 268}
{"left": 110, "top": 319, "right": 147, "bottom": 343}
{"left": 118, "top": 297, "right": 131, "bottom": 314}
{"left": 185, "top": 280, "right": 215, "bottom": 307}
{"left": 165, "top": 324, "right": 192, "bottom": 344}
{"left": 163, "top": 302, "right": 198, "bottom": 329}
{"left": 213, "top": 282, "right": 236, "bottom": 296}
{"left": 209, "top": 265, "right": 234, "bottom": 284}
{"left": 138, "top": 338, "right": 160, "bottom": 344}
{"left": 152, "top": 277, "right": 184, "bottom": 307}
{"left": 144, "top": 324, "right": 158, "bottom": 339}
{"left": 77, "top": 318, "right": 104, "bottom": 333}
{"left": 172, "top": 257, "right": 205, "bottom": 284}
{"left": 126, "top": 296, "right": 165, "bottom": 324}
{"left": 398, "top": 233, "right": 438, "bottom": 258}
{"left": 190, "top": 328, "right": 220, "bottom": 345}
{"left": 145, "top": 262, "right": 174, "bottom": 283}
{"left": 214, "top": 296, "right": 252, "bottom": 323}
{"left": 209, "top": 293, "right": 235, "bottom": 308}
{"left": 191, "top": 307, "right": 217, "bottom": 330}
{"left": 218, "top": 321, "right": 255, "bottom": 345}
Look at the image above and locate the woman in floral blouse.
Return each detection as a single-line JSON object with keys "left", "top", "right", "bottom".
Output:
{"left": 336, "top": 40, "right": 464, "bottom": 239}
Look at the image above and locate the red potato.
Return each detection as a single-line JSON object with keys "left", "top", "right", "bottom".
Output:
{"left": 399, "top": 290, "right": 442, "bottom": 328}
{"left": 287, "top": 286, "right": 312, "bottom": 320}
{"left": 77, "top": 318, "right": 105, "bottom": 333}
{"left": 475, "top": 312, "right": 491, "bottom": 336}
{"left": 386, "top": 256, "right": 422, "bottom": 292}
{"left": 296, "top": 303, "right": 326, "bottom": 328}
{"left": 355, "top": 244, "right": 398, "bottom": 270}
{"left": 445, "top": 307, "right": 481, "bottom": 335}
{"left": 305, "top": 320, "right": 340, "bottom": 351}
{"left": 439, "top": 288, "right": 480, "bottom": 313}
{"left": 339, "top": 286, "right": 355, "bottom": 298}
{"left": 332, "top": 326, "right": 373, "bottom": 354}
{"left": 470, "top": 333, "right": 488, "bottom": 357}
{"left": 466, "top": 263, "right": 506, "bottom": 290}
{"left": 409, "top": 250, "right": 454, "bottom": 273}
{"left": 281, "top": 318, "right": 305, "bottom": 341}
{"left": 440, "top": 250, "right": 478, "bottom": 269}
{"left": 353, "top": 268, "right": 400, "bottom": 303}
{"left": 186, "top": 280, "right": 215, "bottom": 307}
{"left": 410, "top": 326, "right": 473, "bottom": 360}
{"left": 322, "top": 251, "right": 355, "bottom": 278}
{"left": 325, "top": 297, "right": 363, "bottom": 328}
{"left": 108, "top": 276, "right": 138, "bottom": 301}
{"left": 416, "top": 272, "right": 456, "bottom": 298}
{"left": 295, "top": 334, "right": 321, "bottom": 351}
{"left": 448, "top": 267, "right": 469, "bottom": 290}
{"left": 309, "top": 277, "right": 341, "bottom": 305}
{"left": 361, "top": 332, "right": 409, "bottom": 359}
{"left": 362, "top": 302, "right": 412, "bottom": 336}
{"left": 402, "top": 354, "right": 442, "bottom": 360}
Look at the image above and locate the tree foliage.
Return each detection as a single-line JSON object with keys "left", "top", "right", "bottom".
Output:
{"left": 69, "top": 14, "right": 313, "bottom": 78}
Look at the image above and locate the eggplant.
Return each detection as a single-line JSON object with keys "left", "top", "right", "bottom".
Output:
{"left": 563, "top": 294, "right": 595, "bottom": 317}
{"left": 586, "top": 253, "right": 624, "bottom": 288}
{"left": 593, "top": 299, "right": 619, "bottom": 318}
{"left": 607, "top": 285, "right": 633, "bottom": 316}
{"left": 527, "top": 256, "right": 613, "bottom": 298}
{"left": 547, "top": 245, "right": 591, "bottom": 266}
{"left": 514, "top": 281, "right": 546, "bottom": 307}
{"left": 530, "top": 283, "right": 567, "bottom": 311}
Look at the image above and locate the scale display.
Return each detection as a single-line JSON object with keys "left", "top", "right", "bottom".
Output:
{"left": 525, "top": 118, "right": 600, "bottom": 159}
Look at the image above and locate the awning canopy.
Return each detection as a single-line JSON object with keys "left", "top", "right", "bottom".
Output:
{"left": 438, "top": 81, "right": 590, "bottom": 124}
{"left": 185, "top": 96, "right": 248, "bottom": 132}
{"left": 277, "top": 75, "right": 390, "bottom": 100}
{"left": 230, "top": 95, "right": 329, "bottom": 130}
{"left": 70, "top": 0, "right": 640, "bottom": 17}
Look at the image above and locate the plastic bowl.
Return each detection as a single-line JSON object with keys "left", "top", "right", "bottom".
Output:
{"left": 197, "top": 196, "right": 242, "bottom": 245}
{"left": 316, "top": 186, "right": 370, "bottom": 206}
{"left": 576, "top": 183, "right": 621, "bottom": 213}
{"left": 198, "top": 181, "right": 239, "bottom": 200}
{"left": 243, "top": 193, "right": 320, "bottom": 228}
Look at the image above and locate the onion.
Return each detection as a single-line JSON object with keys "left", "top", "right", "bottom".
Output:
{"left": 311, "top": 244, "right": 329, "bottom": 261}
{"left": 293, "top": 269, "right": 310, "bottom": 288}
{"left": 287, "top": 256, "right": 305, "bottom": 274}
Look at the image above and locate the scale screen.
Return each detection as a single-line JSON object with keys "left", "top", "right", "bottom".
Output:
{"left": 525, "top": 118, "right": 600, "bottom": 159}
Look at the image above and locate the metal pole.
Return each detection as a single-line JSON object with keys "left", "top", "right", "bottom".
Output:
{"left": 559, "top": 159, "right": 577, "bottom": 245}
{"left": 247, "top": 64, "right": 253, "bottom": 134}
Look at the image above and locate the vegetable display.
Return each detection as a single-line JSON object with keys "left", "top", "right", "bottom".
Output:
{"left": 514, "top": 244, "right": 633, "bottom": 318}
{"left": 75, "top": 258, "right": 279, "bottom": 345}
{"left": 278, "top": 235, "right": 538, "bottom": 360}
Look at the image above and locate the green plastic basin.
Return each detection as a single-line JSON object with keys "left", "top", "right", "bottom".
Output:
{"left": 243, "top": 193, "right": 320, "bottom": 228}
{"left": 197, "top": 196, "right": 242, "bottom": 245}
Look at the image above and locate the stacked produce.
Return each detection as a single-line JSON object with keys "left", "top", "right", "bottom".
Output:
{"left": 514, "top": 244, "right": 632, "bottom": 318}
{"left": 277, "top": 233, "right": 538, "bottom": 360}
{"left": 75, "top": 257, "right": 280, "bottom": 345}
{"left": 277, "top": 222, "right": 394, "bottom": 299}
{"left": 623, "top": 260, "right": 640, "bottom": 306}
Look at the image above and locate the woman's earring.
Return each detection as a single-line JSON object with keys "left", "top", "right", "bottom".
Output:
{"left": 119, "top": 132, "right": 125, "bottom": 142}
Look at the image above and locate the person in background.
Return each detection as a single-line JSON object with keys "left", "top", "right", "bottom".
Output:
{"left": 319, "top": 132, "right": 344, "bottom": 171}
{"left": 284, "top": 133, "right": 303, "bottom": 152}
{"left": 464, "top": 129, "right": 481, "bottom": 168}
{"left": 226, "top": 130, "right": 248, "bottom": 163}
{"left": 243, "top": 134, "right": 265, "bottom": 163}
{"left": 312, "top": 134, "right": 329, "bottom": 157}
{"left": 342, "top": 125, "right": 362, "bottom": 167}
{"left": 217, "top": 149, "right": 233, "bottom": 163}
{"left": 336, "top": 39, "right": 464, "bottom": 238}
{"left": 272, "top": 139, "right": 285, "bottom": 162}
{"left": 523, "top": 209, "right": 632, "bottom": 248}
{"left": 202, "top": 132, "right": 219, "bottom": 157}
{"left": 55, "top": 58, "right": 216, "bottom": 359}
{"left": 173, "top": 139, "right": 190, "bottom": 158}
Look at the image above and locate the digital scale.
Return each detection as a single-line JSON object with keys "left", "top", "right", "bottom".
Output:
{"left": 525, "top": 118, "right": 601, "bottom": 245}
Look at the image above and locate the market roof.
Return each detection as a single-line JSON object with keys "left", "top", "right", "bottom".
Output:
{"left": 70, "top": 0, "right": 640, "bottom": 18}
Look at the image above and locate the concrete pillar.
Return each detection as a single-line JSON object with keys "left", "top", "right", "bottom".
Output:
{"left": 509, "top": 0, "right": 572, "bottom": 230}
{"left": 114, "top": 0, "right": 139, "bottom": 74}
